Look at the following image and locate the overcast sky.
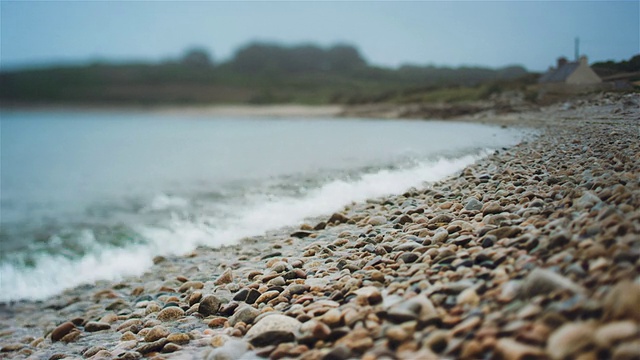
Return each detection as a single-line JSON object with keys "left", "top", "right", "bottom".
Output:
{"left": 1, "top": 1, "right": 638, "bottom": 71}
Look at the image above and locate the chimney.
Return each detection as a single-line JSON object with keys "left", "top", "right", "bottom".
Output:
{"left": 557, "top": 57, "right": 568, "bottom": 68}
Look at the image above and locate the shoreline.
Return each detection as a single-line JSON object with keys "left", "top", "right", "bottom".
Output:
{"left": 0, "top": 94, "right": 639, "bottom": 359}
{"left": 0, "top": 104, "right": 345, "bottom": 119}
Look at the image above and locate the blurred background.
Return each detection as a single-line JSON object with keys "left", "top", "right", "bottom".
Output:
{"left": 1, "top": 1, "right": 638, "bottom": 107}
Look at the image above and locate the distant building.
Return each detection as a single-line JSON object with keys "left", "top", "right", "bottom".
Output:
{"left": 538, "top": 56, "right": 602, "bottom": 85}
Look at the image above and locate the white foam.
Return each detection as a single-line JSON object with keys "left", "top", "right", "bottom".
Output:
{"left": 143, "top": 193, "right": 190, "bottom": 212}
{"left": 0, "top": 152, "right": 487, "bottom": 302}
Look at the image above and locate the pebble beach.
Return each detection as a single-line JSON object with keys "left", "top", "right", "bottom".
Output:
{"left": 1, "top": 93, "right": 639, "bottom": 360}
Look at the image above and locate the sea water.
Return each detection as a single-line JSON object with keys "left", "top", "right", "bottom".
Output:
{"left": 0, "top": 110, "right": 526, "bottom": 301}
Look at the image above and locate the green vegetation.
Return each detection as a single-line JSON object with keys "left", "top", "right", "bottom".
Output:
{"left": 592, "top": 54, "right": 640, "bottom": 77}
{"left": 0, "top": 42, "right": 531, "bottom": 106}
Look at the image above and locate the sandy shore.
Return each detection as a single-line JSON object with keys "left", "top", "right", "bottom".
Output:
{"left": 0, "top": 104, "right": 345, "bottom": 119}
{"left": 153, "top": 104, "right": 344, "bottom": 118}
{"left": 0, "top": 93, "right": 639, "bottom": 359}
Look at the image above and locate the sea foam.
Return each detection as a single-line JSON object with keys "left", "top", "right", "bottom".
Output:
{"left": 0, "top": 152, "right": 487, "bottom": 302}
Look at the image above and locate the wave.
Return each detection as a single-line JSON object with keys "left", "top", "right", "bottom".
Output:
{"left": 0, "top": 151, "right": 489, "bottom": 302}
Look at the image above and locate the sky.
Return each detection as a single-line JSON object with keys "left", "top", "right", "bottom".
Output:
{"left": 1, "top": 1, "right": 638, "bottom": 72}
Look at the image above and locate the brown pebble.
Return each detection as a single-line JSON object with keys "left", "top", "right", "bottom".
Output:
{"left": 244, "top": 314, "right": 302, "bottom": 347}
{"left": 116, "top": 319, "right": 143, "bottom": 332}
{"left": 99, "top": 313, "right": 119, "bottom": 324}
{"left": 457, "top": 288, "right": 480, "bottom": 307}
{"left": 136, "top": 338, "right": 168, "bottom": 354}
{"left": 131, "top": 287, "right": 144, "bottom": 296}
{"left": 546, "top": 322, "right": 595, "bottom": 360}
{"left": 214, "top": 268, "right": 234, "bottom": 285}
{"left": 162, "top": 343, "right": 182, "bottom": 353}
{"left": 144, "top": 325, "right": 169, "bottom": 342}
{"left": 386, "top": 326, "right": 410, "bottom": 344}
{"left": 84, "top": 321, "right": 111, "bottom": 332}
{"left": 369, "top": 270, "right": 385, "bottom": 283}
{"left": 156, "top": 307, "right": 185, "bottom": 322}
{"left": 189, "top": 291, "right": 203, "bottom": 306}
{"left": 178, "top": 281, "right": 204, "bottom": 293}
{"left": 335, "top": 328, "right": 374, "bottom": 353}
{"left": 60, "top": 329, "right": 81, "bottom": 343}
{"left": 208, "top": 317, "right": 228, "bottom": 328}
{"left": 167, "top": 332, "right": 191, "bottom": 345}
{"left": 0, "top": 343, "right": 23, "bottom": 352}
{"left": 354, "top": 286, "right": 382, "bottom": 305}
{"left": 594, "top": 321, "right": 639, "bottom": 348}
{"left": 210, "top": 334, "right": 230, "bottom": 348}
{"left": 495, "top": 338, "right": 546, "bottom": 360}
{"left": 121, "top": 331, "right": 137, "bottom": 341}
{"left": 255, "top": 290, "right": 279, "bottom": 304}
{"left": 611, "top": 341, "right": 640, "bottom": 360}
{"left": 198, "top": 295, "right": 224, "bottom": 316}
{"left": 321, "top": 308, "right": 342, "bottom": 327}
{"left": 519, "top": 268, "right": 585, "bottom": 299}
{"left": 50, "top": 322, "right": 76, "bottom": 342}
{"left": 460, "top": 339, "right": 483, "bottom": 359}
{"left": 451, "top": 316, "right": 482, "bottom": 337}
{"left": 603, "top": 281, "right": 640, "bottom": 322}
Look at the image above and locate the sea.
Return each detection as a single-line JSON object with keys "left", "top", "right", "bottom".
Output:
{"left": 0, "top": 110, "right": 527, "bottom": 302}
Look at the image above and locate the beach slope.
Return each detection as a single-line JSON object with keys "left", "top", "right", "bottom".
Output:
{"left": 1, "top": 93, "right": 639, "bottom": 359}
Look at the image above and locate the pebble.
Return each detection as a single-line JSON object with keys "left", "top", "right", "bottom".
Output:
{"left": 457, "top": 288, "right": 480, "bottom": 307}
{"left": 519, "top": 268, "right": 585, "bottom": 299}
{"left": 136, "top": 338, "right": 168, "bottom": 354}
{"left": 594, "top": 321, "right": 639, "bottom": 348}
{"left": 144, "top": 325, "right": 169, "bottom": 342}
{"left": 162, "top": 343, "right": 182, "bottom": 353}
{"left": 354, "top": 286, "right": 383, "bottom": 305}
{"left": 121, "top": 331, "right": 137, "bottom": 341}
{"left": 228, "top": 305, "right": 261, "bottom": 326}
{"left": 178, "top": 281, "right": 204, "bottom": 293}
{"left": 167, "top": 333, "right": 190, "bottom": 345}
{"left": 157, "top": 307, "right": 185, "bottom": 322}
{"left": 482, "top": 201, "right": 504, "bottom": 215}
{"left": 465, "top": 198, "right": 483, "bottom": 211}
{"left": 3, "top": 98, "right": 639, "bottom": 360}
{"left": 50, "top": 322, "right": 76, "bottom": 342}
{"left": 603, "top": 281, "right": 640, "bottom": 322}
{"left": 546, "top": 322, "right": 595, "bottom": 360}
{"left": 398, "top": 252, "right": 419, "bottom": 264}
{"left": 84, "top": 321, "right": 111, "bottom": 332}
{"left": 367, "top": 216, "right": 387, "bottom": 226}
{"left": 244, "top": 314, "right": 302, "bottom": 347}
{"left": 328, "top": 212, "right": 351, "bottom": 225}
{"left": 387, "top": 295, "right": 438, "bottom": 324}
{"left": 255, "top": 290, "right": 279, "bottom": 304}
{"left": 611, "top": 341, "right": 640, "bottom": 360}
{"left": 320, "top": 308, "right": 342, "bottom": 327}
{"left": 198, "top": 295, "right": 224, "bottom": 316}
{"left": 89, "top": 349, "right": 113, "bottom": 359}
{"left": 495, "top": 338, "right": 546, "bottom": 360}
{"left": 296, "top": 319, "right": 331, "bottom": 342}
{"left": 214, "top": 268, "right": 234, "bottom": 285}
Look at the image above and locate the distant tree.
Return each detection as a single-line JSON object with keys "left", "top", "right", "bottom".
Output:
{"left": 326, "top": 44, "right": 367, "bottom": 72}
{"left": 181, "top": 48, "right": 213, "bottom": 67}
{"left": 230, "top": 42, "right": 368, "bottom": 74}
{"left": 592, "top": 54, "right": 640, "bottom": 73}
{"left": 231, "top": 43, "right": 284, "bottom": 73}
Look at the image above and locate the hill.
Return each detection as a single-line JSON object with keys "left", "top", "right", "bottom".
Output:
{"left": 0, "top": 43, "right": 529, "bottom": 106}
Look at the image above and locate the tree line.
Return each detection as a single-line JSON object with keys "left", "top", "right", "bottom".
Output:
{"left": 0, "top": 42, "right": 530, "bottom": 105}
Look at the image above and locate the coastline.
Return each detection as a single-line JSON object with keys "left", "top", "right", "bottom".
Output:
{"left": 0, "top": 93, "right": 639, "bottom": 359}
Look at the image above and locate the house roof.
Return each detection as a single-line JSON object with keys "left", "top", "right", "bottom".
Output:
{"left": 538, "top": 62, "right": 581, "bottom": 83}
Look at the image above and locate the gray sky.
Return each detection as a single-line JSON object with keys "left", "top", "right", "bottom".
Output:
{"left": 1, "top": 1, "right": 638, "bottom": 71}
